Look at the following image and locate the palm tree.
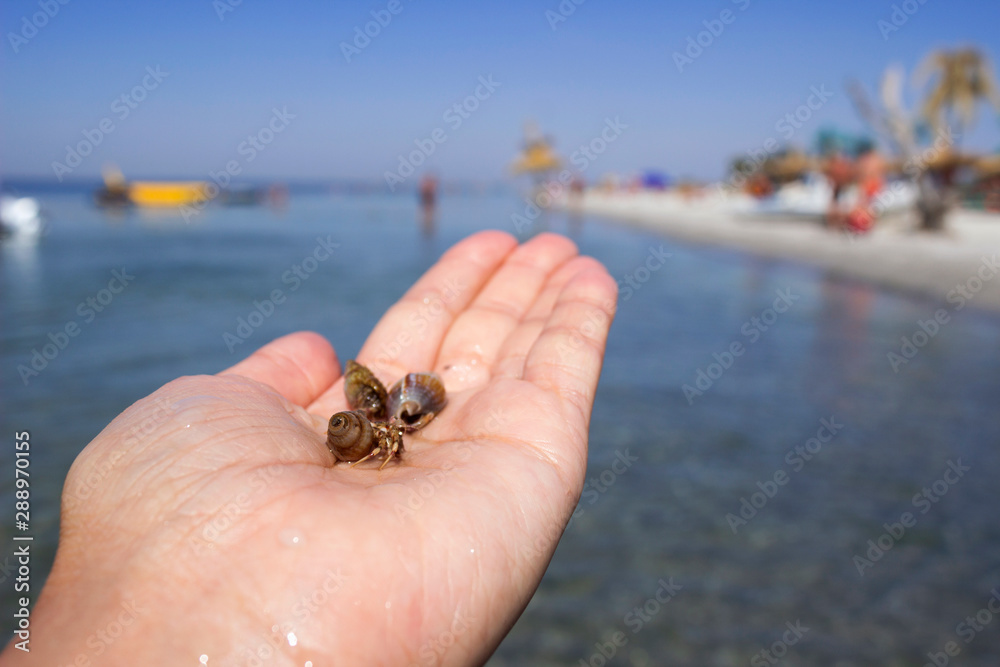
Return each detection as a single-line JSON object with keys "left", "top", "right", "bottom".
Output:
{"left": 851, "top": 49, "right": 1000, "bottom": 231}
{"left": 916, "top": 48, "right": 1000, "bottom": 138}
{"left": 908, "top": 48, "right": 1000, "bottom": 229}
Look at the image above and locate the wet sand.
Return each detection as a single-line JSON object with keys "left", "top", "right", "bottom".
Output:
{"left": 566, "top": 190, "right": 1000, "bottom": 312}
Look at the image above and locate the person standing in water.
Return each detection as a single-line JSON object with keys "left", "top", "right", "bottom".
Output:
{"left": 419, "top": 172, "right": 439, "bottom": 236}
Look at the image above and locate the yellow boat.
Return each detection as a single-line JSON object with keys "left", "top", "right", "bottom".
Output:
{"left": 126, "top": 181, "right": 211, "bottom": 207}
{"left": 95, "top": 166, "right": 211, "bottom": 208}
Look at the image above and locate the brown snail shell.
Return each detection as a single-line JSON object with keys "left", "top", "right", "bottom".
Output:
{"left": 386, "top": 372, "right": 447, "bottom": 431}
{"left": 344, "top": 359, "right": 387, "bottom": 421}
{"left": 326, "top": 410, "right": 376, "bottom": 462}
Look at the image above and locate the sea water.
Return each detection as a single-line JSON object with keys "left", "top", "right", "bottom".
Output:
{"left": 2, "top": 191, "right": 999, "bottom": 665}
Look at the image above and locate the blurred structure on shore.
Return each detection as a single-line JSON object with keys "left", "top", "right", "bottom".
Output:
{"left": 848, "top": 46, "right": 1000, "bottom": 230}
{"left": 511, "top": 121, "right": 562, "bottom": 186}
{"left": 510, "top": 121, "right": 565, "bottom": 232}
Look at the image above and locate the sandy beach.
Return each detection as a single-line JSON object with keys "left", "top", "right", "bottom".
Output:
{"left": 566, "top": 189, "right": 1000, "bottom": 312}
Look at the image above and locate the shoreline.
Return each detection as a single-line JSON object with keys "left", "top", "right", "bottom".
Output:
{"left": 566, "top": 190, "right": 1000, "bottom": 313}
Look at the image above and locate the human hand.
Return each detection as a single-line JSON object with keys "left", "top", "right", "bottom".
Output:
{"left": 11, "top": 231, "right": 616, "bottom": 666}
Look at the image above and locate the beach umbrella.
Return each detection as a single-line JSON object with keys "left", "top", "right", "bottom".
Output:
{"left": 973, "top": 153, "right": 1000, "bottom": 177}
{"left": 762, "top": 151, "right": 817, "bottom": 182}
{"left": 922, "top": 149, "right": 977, "bottom": 172}
{"left": 641, "top": 171, "right": 669, "bottom": 189}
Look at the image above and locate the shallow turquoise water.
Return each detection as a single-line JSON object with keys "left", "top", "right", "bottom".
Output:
{"left": 2, "top": 192, "right": 1000, "bottom": 665}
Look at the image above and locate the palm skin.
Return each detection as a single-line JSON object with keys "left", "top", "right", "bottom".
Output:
{"left": 11, "top": 231, "right": 617, "bottom": 666}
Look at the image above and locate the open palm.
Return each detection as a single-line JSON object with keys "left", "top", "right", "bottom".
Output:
{"left": 19, "top": 231, "right": 617, "bottom": 666}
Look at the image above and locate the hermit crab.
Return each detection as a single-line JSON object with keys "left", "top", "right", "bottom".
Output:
{"left": 326, "top": 360, "right": 447, "bottom": 469}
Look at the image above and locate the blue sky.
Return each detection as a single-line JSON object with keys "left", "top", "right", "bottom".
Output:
{"left": 2, "top": 0, "right": 998, "bottom": 184}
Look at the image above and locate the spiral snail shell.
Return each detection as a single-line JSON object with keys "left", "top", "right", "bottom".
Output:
{"left": 330, "top": 360, "right": 447, "bottom": 469}
{"left": 326, "top": 410, "right": 377, "bottom": 462}
{"left": 386, "top": 372, "right": 447, "bottom": 431}
{"left": 343, "top": 359, "right": 388, "bottom": 421}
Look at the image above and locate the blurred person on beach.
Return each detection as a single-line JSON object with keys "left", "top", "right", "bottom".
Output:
{"left": 822, "top": 149, "right": 854, "bottom": 228}
{"left": 567, "top": 175, "right": 587, "bottom": 237}
{"left": 2, "top": 231, "right": 617, "bottom": 666}
{"left": 745, "top": 171, "right": 775, "bottom": 199}
{"left": 847, "top": 141, "right": 887, "bottom": 234}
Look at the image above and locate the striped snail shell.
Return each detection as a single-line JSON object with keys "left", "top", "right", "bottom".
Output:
{"left": 386, "top": 372, "right": 447, "bottom": 431}
{"left": 326, "top": 410, "right": 376, "bottom": 462}
{"left": 344, "top": 359, "right": 388, "bottom": 421}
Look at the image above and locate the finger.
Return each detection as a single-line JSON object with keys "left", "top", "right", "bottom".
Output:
{"left": 492, "top": 256, "right": 610, "bottom": 380}
{"left": 523, "top": 267, "right": 618, "bottom": 427}
{"left": 219, "top": 331, "right": 341, "bottom": 408}
{"left": 359, "top": 230, "right": 518, "bottom": 375}
{"left": 306, "top": 231, "right": 518, "bottom": 417}
{"left": 435, "top": 233, "right": 579, "bottom": 391}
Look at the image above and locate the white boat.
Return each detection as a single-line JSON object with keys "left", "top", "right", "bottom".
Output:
{"left": 0, "top": 196, "right": 45, "bottom": 241}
